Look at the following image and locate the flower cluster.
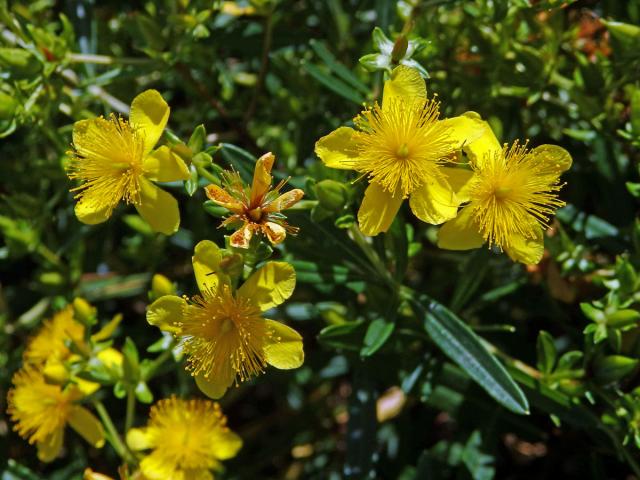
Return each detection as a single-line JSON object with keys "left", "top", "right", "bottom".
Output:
{"left": 315, "top": 66, "right": 571, "bottom": 264}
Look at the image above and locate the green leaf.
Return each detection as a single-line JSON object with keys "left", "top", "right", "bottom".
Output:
{"left": 309, "top": 39, "right": 369, "bottom": 94}
{"left": 318, "top": 320, "right": 365, "bottom": 351}
{"left": 536, "top": 331, "right": 557, "bottom": 375}
{"left": 122, "top": 337, "right": 140, "bottom": 385}
{"left": 412, "top": 297, "right": 529, "bottom": 415}
{"left": 360, "top": 319, "right": 395, "bottom": 357}
{"left": 219, "top": 143, "right": 256, "bottom": 182}
{"left": 188, "top": 124, "right": 206, "bottom": 153}
{"left": 301, "top": 61, "right": 365, "bottom": 104}
{"left": 184, "top": 164, "right": 199, "bottom": 196}
{"left": 594, "top": 355, "right": 639, "bottom": 384}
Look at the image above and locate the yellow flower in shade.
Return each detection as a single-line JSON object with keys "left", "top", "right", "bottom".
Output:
{"left": 67, "top": 90, "right": 190, "bottom": 234}
{"left": 7, "top": 365, "right": 105, "bottom": 462}
{"left": 437, "top": 127, "right": 572, "bottom": 265}
{"left": 24, "top": 306, "right": 84, "bottom": 365}
{"left": 315, "top": 65, "right": 487, "bottom": 236}
{"left": 204, "top": 152, "right": 304, "bottom": 248}
{"left": 147, "top": 240, "right": 304, "bottom": 398}
{"left": 126, "top": 396, "right": 242, "bottom": 480}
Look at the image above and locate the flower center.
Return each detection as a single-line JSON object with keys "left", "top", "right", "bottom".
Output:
{"left": 68, "top": 115, "right": 146, "bottom": 215}
{"left": 468, "top": 142, "right": 565, "bottom": 250}
{"left": 177, "top": 285, "right": 269, "bottom": 384}
{"left": 352, "top": 98, "right": 455, "bottom": 197}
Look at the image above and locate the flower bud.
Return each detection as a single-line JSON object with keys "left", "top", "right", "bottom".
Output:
{"left": 73, "top": 297, "right": 97, "bottom": 326}
{"left": 151, "top": 274, "right": 175, "bottom": 298}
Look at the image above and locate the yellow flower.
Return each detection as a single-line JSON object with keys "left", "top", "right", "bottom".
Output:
{"left": 126, "top": 396, "right": 242, "bottom": 480}
{"left": 438, "top": 128, "right": 572, "bottom": 265}
{"left": 205, "top": 152, "right": 304, "bottom": 248}
{"left": 24, "top": 304, "right": 123, "bottom": 393}
{"left": 24, "top": 305, "right": 85, "bottom": 365}
{"left": 67, "top": 90, "right": 190, "bottom": 234}
{"left": 147, "top": 240, "right": 304, "bottom": 398}
{"left": 7, "top": 365, "right": 105, "bottom": 462}
{"left": 315, "top": 65, "right": 487, "bottom": 236}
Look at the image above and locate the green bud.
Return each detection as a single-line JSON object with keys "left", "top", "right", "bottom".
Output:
{"left": 0, "top": 91, "right": 17, "bottom": 120}
{"left": 0, "top": 48, "right": 41, "bottom": 78}
{"left": 73, "top": 297, "right": 97, "bottom": 326}
{"left": 203, "top": 200, "right": 229, "bottom": 218}
{"left": 391, "top": 35, "right": 409, "bottom": 64}
{"left": 151, "top": 274, "right": 175, "bottom": 298}
{"left": 315, "top": 179, "right": 348, "bottom": 211}
{"left": 188, "top": 124, "right": 206, "bottom": 153}
{"left": 594, "top": 355, "right": 639, "bottom": 384}
{"left": 39, "top": 271, "right": 65, "bottom": 286}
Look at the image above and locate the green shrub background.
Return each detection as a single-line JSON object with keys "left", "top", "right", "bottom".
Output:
{"left": 2, "top": 0, "right": 640, "bottom": 478}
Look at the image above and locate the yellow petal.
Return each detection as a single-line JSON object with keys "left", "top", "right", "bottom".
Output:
{"left": 126, "top": 427, "right": 152, "bottom": 451}
{"left": 441, "top": 166, "right": 474, "bottom": 203}
{"left": 526, "top": 144, "right": 573, "bottom": 177}
{"left": 459, "top": 112, "right": 502, "bottom": 167}
{"left": 205, "top": 184, "right": 243, "bottom": 211}
{"left": 135, "top": 178, "right": 180, "bottom": 235}
{"left": 68, "top": 406, "right": 105, "bottom": 448}
{"left": 437, "top": 207, "right": 485, "bottom": 250}
{"left": 192, "top": 239, "right": 225, "bottom": 292}
{"left": 358, "top": 182, "right": 403, "bottom": 236}
{"left": 75, "top": 378, "right": 101, "bottom": 396}
{"left": 263, "top": 221, "right": 287, "bottom": 244}
{"left": 195, "top": 370, "right": 235, "bottom": 399}
{"left": 409, "top": 176, "right": 459, "bottom": 225}
{"left": 146, "top": 295, "right": 185, "bottom": 334}
{"left": 75, "top": 198, "right": 111, "bottom": 225}
{"left": 210, "top": 429, "right": 243, "bottom": 460}
{"left": 263, "top": 189, "right": 304, "bottom": 213}
{"left": 504, "top": 227, "right": 545, "bottom": 265}
{"left": 314, "top": 127, "right": 360, "bottom": 170}
{"left": 143, "top": 146, "right": 190, "bottom": 182}
{"left": 238, "top": 261, "right": 296, "bottom": 311}
{"left": 251, "top": 152, "right": 275, "bottom": 204}
{"left": 129, "top": 89, "right": 169, "bottom": 155}
{"left": 264, "top": 319, "right": 304, "bottom": 369}
{"left": 438, "top": 112, "right": 488, "bottom": 149}
{"left": 37, "top": 428, "right": 64, "bottom": 462}
{"left": 383, "top": 65, "right": 426, "bottom": 111}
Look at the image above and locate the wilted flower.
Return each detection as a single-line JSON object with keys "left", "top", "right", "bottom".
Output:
{"left": 315, "top": 65, "right": 487, "bottom": 236}
{"left": 438, "top": 131, "right": 572, "bottom": 264}
{"left": 126, "top": 396, "right": 242, "bottom": 480}
{"left": 205, "top": 152, "right": 304, "bottom": 248}
{"left": 7, "top": 365, "right": 104, "bottom": 462}
{"left": 67, "top": 90, "right": 190, "bottom": 234}
{"left": 147, "top": 240, "right": 304, "bottom": 398}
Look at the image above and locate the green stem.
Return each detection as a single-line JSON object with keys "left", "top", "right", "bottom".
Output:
{"left": 93, "top": 400, "right": 135, "bottom": 464}
{"left": 196, "top": 165, "right": 220, "bottom": 185}
{"left": 125, "top": 388, "right": 136, "bottom": 433}
{"left": 143, "top": 347, "right": 175, "bottom": 381}
{"left": 67, "top": 53, "right": 156, "bottom": 65}
{"left": 348, "top": 224, "right": 397, "bottom": 289}
{"left": 36, "top": 244, "right": 64, "bottom": 269}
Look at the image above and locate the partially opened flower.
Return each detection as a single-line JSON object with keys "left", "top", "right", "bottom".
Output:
{"left": 7, "top": 365, "right": 105, "bottom": 462}
{"left": 126, "top": 396, "right": 242, "bottom": 480}
{"left": 67, "top": 89, "right": 190, "bottom": 234}
{"left": 205, "top": 152, "right": 304, "bottom": 248}
{"left": 23, "top": 304, "right": 122, "bottom": 393}
{"left": 147, "top": 240, "right": 304, "bottom": 398}
{"left": 24, "top": 305, "right": 85, "bottom": 365}
{"left": 315, "top": 65, "right": 487, "bottom": 236}
{"left": 438, "top": 129, "right": 572, "bottom": 265}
